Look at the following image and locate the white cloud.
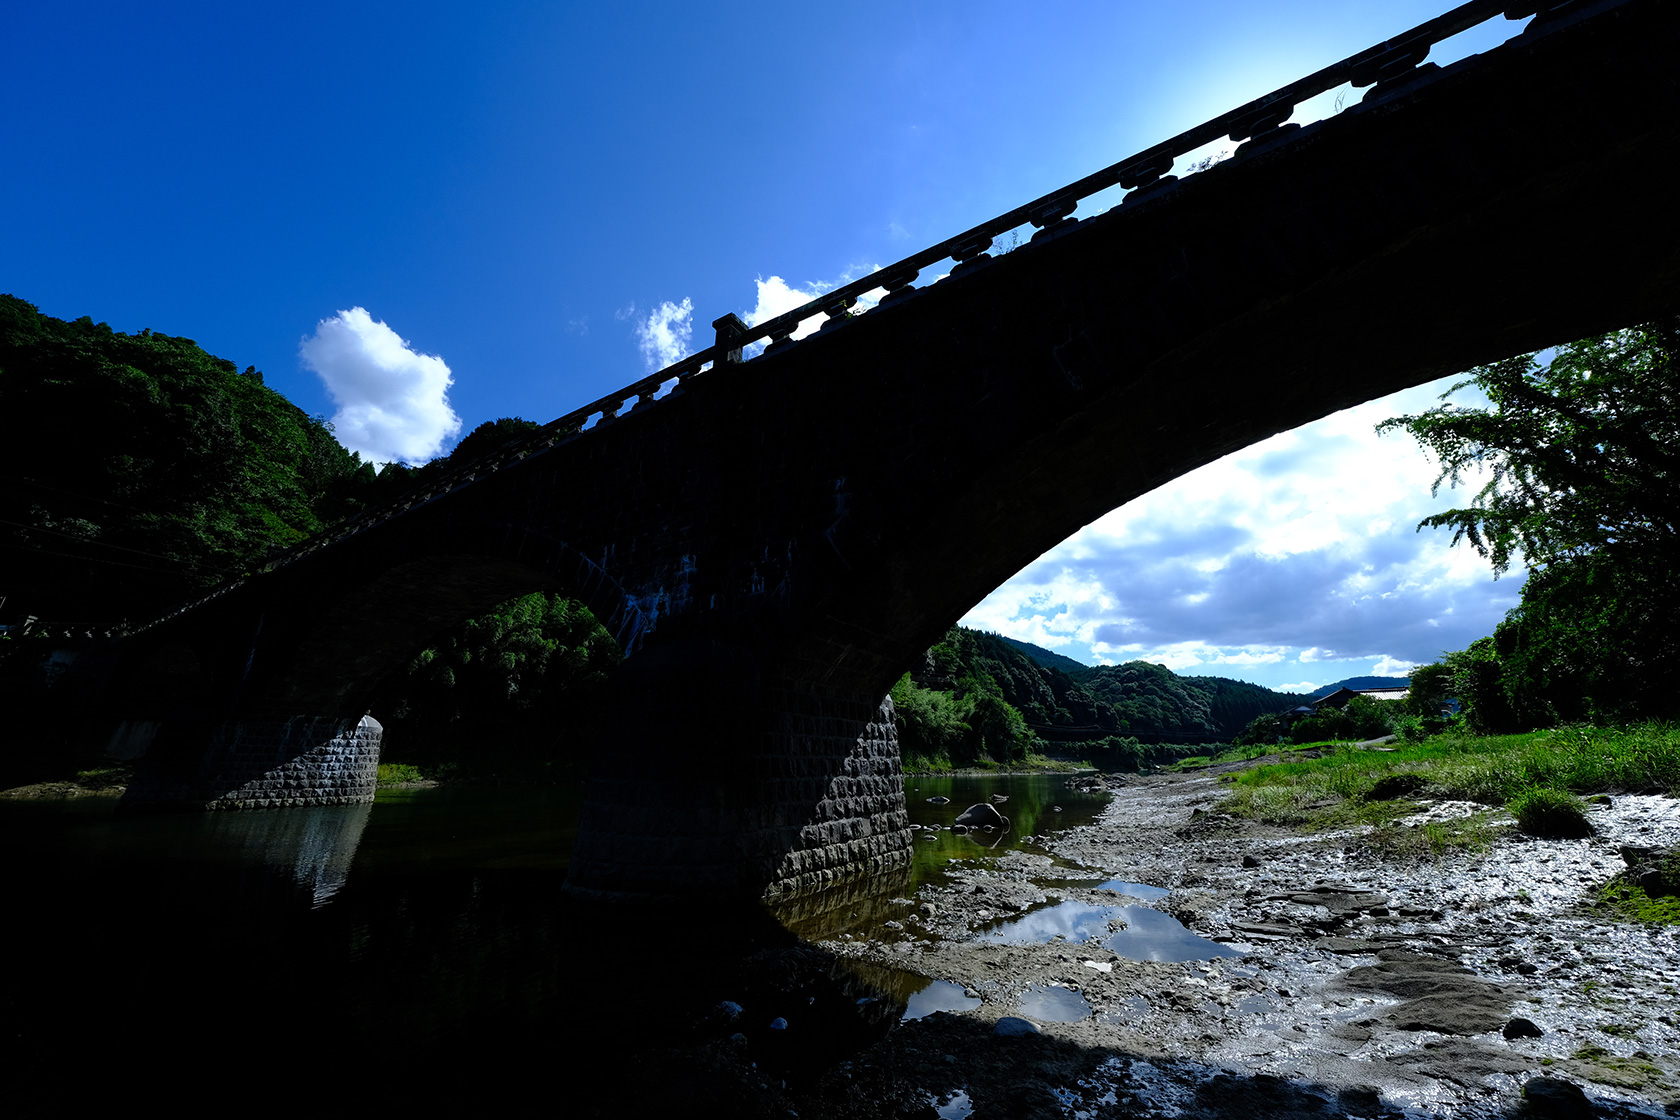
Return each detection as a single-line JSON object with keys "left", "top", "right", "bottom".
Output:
{"left": 299, "top": 307, "right": 461, "bottom": 466}
{"left": 741, "top": 267, "right": 888, "bottom": 356}
{"left": 635, "top": 297, "right": 693, "bottom": 371}
{"left": 960, "top": 376, "right": 1522, "bottom": 689}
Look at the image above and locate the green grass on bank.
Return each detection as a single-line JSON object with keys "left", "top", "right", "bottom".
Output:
{"left": 1217, "top": 723, "right": 1680, "bottom": 856}
{"left": 376, "top": 762, "right": 429, "bottom": 785}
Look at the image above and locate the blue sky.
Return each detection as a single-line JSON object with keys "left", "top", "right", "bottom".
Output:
{"left": 3, "top": 2, "right": 1537, "bottom": 690}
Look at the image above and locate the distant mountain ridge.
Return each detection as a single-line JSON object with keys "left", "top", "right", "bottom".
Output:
{"left": 996, "top": 635, "right": 1090, "bottom": 675}
{"left": 942, "top": 629, "right": 1308, "bottom": 743}
{"left": 974, "top": 633, "right": 1411, "bottom": 739}
{"left": 1308, "top": 675, "right": 1411, "bottom": 697}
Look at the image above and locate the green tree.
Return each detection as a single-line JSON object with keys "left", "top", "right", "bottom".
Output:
{"left": 0, "top": 294, "right": 367, "bottom": 620}
{"left": 373, "top": 592, "right": 623, "bottom": 778}
{"left": 1382, "top": 320, "right": 1680, "bottom": 724}
{"left": 1378, "top": 320, "right": 1679, "bottom": 576}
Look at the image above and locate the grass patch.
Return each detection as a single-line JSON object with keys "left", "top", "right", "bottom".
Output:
{"left": 72, "top": 766, "right": 132, "bottom": 790}
{"left": 376, "top": 762, "right": 429, "bottom": 785}
{"left": 1218, "top": 722, "right": 1679, "bottom": 857}
{"left": 1368, "top": 813, "right": 1496, "bottom": 860}
{"left": 1594, "top": 854, "right": 1680, "bottom": 925}
{"left": 1509, "top": 786, "right": 1594, "bottom": 838}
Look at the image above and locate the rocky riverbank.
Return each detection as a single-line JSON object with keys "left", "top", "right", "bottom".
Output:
{"left": 749, "top": 762, "right": 1680, "bottom": 1119}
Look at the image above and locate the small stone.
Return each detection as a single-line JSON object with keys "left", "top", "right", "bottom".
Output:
{"left": 769, "top": 1017, "right": 788, "bottom": 1031}
{"left": 1242, "top": 854, "right": 1262, "bottom": 869}
{"left": 718, "top": 1000, "right": 743, "bottom": 1021}
{"left": 1504, "top": 1017, "right": 1545, "bottom": 1039}
{"left": 994, "top": 1016, "right": 1039, "bottom": 1037}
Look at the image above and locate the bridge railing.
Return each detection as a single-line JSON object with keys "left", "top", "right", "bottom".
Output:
{"left": 129, "top": 0, "right": 1601, "bottom": 636}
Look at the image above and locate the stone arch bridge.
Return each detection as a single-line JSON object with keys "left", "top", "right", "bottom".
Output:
{"left": 108, "top": 0, "right": 1680, "bottom": 901}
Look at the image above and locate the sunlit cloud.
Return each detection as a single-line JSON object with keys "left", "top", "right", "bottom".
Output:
{"left": 741, "top": 266, "right": 888, "bottom": 356}
{"left": 634, "top": 297, "right": 694, "bottom": 372}
{"left": 961, "top": 377, "right": 1520, "bottom": 689}
{"left": 299, "top": 307, "right": 461, "bottom": 466}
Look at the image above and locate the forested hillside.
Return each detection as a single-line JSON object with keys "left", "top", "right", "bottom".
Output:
{"left": 0, "top": 295, "right": 378, "bottom": 620}
{"left": 0, "top": 296, "right": 616, "bottom": 783}
{"left": 895, "top": 626, "right": 1310, "bottom": 769}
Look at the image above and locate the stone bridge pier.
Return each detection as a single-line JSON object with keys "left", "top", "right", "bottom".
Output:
{"left": 121, "top": 714, "right": 382, "bottom": 811}
{"left": 561, "top": 638, "right": 913, "bottom": 902}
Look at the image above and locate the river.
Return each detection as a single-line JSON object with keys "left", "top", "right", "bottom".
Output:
{"left": 2, "top": 772, "right": 1102, "bottom": 1113}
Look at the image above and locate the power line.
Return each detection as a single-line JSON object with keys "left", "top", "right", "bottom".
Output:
{"left": 0, "top": 516, "right": 235, "bottom": 570}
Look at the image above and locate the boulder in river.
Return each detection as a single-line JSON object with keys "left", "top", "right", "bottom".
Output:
{"left": 1521, "top": 1077, "right": 1594, "bottom": 1119}
{"left": 955, "top": 803, "right": 1008, "bottom": 830}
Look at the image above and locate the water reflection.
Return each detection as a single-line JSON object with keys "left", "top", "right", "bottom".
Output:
{"left": 975, "top": 899, "right": 1243, "bottom": 963}
{"left": 977, "top": 899, "right": 1117, "bottom": 944}
{"left": 1105, "top": 906, "right": 1244, "bottom": 963}
{"left": 765, "top": 862, "right": 915, "bottom": 942}
{"left": 1017, "top": 983, "right": 1091, "bottom": 1022}
{"left": 1096, "top": 879, "right": 1170, "bottom": 901}
{"left": 199, "top": 802, "right": 371, "bottom": 907}
{"left": 902, "top": 978, "right": 982, "bottom": 1021}
{"left": 903, "top": 773, "right": 1110, "bottom": 887}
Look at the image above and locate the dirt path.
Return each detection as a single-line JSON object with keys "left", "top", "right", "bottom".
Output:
{"left": 790, "top": 767, "right": 1680, "bottom": 1118}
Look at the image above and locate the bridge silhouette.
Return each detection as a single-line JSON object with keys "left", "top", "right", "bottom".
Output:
{"left": 110, "top": 0, "right": 1680, "bottom": 900}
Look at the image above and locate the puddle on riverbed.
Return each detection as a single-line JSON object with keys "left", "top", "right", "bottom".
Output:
{"left": 977, "top": 899, "right": 1244, "bottom": 962}
{"left": 902, "top": 978, "right": 982, "bottom": 1021}
{"left": 928, "top": 1088, "right": 973, "bottom": 1119}
{"left": 1096, "top": 878, "right": 1170, "bottom": 901}
{"left": 1018, "top": 982, "right": 1092, "bottom": 1022}
{"left": 976, "top": 899, "right": 1116, "bottom": 944}
{"left": 1106, "top": 905, "right": 1244, "bottom": 962}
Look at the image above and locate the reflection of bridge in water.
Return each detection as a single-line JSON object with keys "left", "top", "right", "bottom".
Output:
{"left": 109, "top": 0, "right": 1680, "bottom": 902}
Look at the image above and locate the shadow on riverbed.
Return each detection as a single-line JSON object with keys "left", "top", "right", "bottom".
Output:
{"left": 5, "top": 848, "right": 1544, "bottom": 1119}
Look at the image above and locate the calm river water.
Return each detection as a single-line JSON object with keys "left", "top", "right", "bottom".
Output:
{"left": 4, "top": 772, "right": 1103, "bottom": 1112}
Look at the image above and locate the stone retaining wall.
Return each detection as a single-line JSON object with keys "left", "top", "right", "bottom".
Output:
{"left": 121, "top": 715, "right": 381, "bottom": 811}
{"left": 763, "top": 692, "right": 913, "bottom": 899}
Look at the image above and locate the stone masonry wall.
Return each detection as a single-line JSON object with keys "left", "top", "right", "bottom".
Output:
{"left": 563, "top": 687, "right": 911, "bottom": 901}
{"left": 762, "top": 692, "right": 912, "bottom": 899}
{"left": 122, "top": 715, "right": 381, "bottom": 811}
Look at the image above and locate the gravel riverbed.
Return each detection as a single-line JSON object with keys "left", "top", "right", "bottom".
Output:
{"left": 758, "top": 765, "right": 1680, "bottom": 1119}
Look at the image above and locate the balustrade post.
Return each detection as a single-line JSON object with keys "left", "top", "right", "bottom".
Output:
{"left": 713, "top": 313, "right": 748, "bottom": 366}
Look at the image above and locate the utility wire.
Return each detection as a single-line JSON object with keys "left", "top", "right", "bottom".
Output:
{"left": 0, "top": 537, "right": 201, "bottom": 575}
{"left": 0, "top": 516, "right": 236, "bottom": 570}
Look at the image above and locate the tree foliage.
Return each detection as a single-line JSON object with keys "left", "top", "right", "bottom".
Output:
{"left": 1384, "top": 320, "right": 1680, "bottom": 726}
{"left": 371, "top": 592, "right": 623, "bottom": 778}
{"left": 0, "top": 294, "right": 369, "bottom": 620}
{"left": 1379, "top": 320, "right": 1679, "bottom": 577}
